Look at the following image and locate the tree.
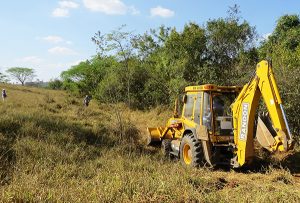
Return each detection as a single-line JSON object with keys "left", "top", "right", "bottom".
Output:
{"left": 92, "top": 25, "right": 136, "bottom": 107}
{"left": 48, "top": 79, "right": 63, "bottom": 90}
{"left": 0, "top": 72, "right": 9, "bottom": 83}
{"left": 61, "top": 56, "right": 117, "bottom": 95}
{"left": 205, "top": 5, "right": 257, "bottom": 84}
{"left": 6, "top": 67, "right": 35, "bottom": 86}
{"left": 163, "top": 23, "right": 207, "bottom": 82}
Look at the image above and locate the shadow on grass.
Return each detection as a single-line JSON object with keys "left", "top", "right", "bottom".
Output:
{"left": 278, "top": 151, "right": 300, "bottom": 174}
{"left": 0, "top": 113, "right": 117, "bottom": 185}
{"left": 0, "top": 137, "right": 17, "bottom": 185}
{"left": 225, "top": 150, "right": 300, "bottom": 174}
{"left": 15, "top": 113, "right": 117, "bottom": 148}
{"left": 0, "top": 118, "right": 21, "bottom": 185}
{"left": 156, "top": 145, "right": 300, "bottom": 174}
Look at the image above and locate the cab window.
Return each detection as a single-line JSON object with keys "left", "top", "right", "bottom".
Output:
{"left": 213, "top": 93, "right": 236, "bottom": 135}
{"left": 202, "top": 92, "right": 211, "bottom": 130}
{"left": 184, "top": 94, "right": 194, "bottom": 119}
{"left": 194, "top": 93, "right": 202, "bottom": 124}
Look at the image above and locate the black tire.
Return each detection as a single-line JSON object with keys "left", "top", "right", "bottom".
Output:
{"left": 161, "top": 139, "right": 173, "bottom": 159}
{"left": 179, "top": 133, "right": 204, "bottom": 167}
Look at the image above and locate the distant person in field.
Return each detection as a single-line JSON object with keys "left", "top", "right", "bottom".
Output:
{"left": 2, "top": 89, "right": 7, "bottom": 102}
{"left": 83, "top": 95, "right": 91, "bottom": 107}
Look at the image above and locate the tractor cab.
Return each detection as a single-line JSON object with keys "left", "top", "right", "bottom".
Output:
{"left": 178, "top": 85, "right": 241, "bottom": 141}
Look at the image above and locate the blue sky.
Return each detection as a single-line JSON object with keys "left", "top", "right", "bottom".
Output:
{"left": 0, "top": 0, "right": 299, "bottom": 82}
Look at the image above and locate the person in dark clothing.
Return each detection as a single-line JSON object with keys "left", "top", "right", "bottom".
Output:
{"left": 83, "top": 95, "right": 91, "bottom": 107}
{"left": 2, "top": 89, "right": 7, "bottom": 102}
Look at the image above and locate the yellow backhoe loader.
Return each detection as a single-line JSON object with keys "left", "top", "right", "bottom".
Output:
{"left": 147, "top": 60, "right": 294, "bottom": 168}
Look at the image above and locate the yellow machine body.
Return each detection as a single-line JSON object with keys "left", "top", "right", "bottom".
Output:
{"left": 147, "top": 60, "right": 294, "bottom": 168}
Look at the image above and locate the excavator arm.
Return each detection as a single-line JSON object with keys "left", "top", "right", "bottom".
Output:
{"left": 231, "top": 60, "right": 294, "bottom": 167}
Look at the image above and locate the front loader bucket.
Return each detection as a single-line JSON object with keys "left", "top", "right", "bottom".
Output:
{"left": 146, "top": 127, "right": 164, "bottom": 146}
{"left": 256, "top": 117, "right": 276, "bottom": 151}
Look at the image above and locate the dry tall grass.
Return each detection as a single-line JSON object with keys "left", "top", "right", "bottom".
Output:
{"left": 0, "top": 84, "right": 299, "bottom": 202}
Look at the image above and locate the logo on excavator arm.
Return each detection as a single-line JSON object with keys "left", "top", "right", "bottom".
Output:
{"left": 239, "top": 103, "right": 249, "bottom": 140}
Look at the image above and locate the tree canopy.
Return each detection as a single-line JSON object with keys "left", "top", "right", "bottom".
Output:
{"left": 6, "top": 67, "right": 35, "bottom": 86}
{"left": 62, "top": 6, "right": 257, "bottom": 107}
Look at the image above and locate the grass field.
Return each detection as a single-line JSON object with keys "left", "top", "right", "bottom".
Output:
{"left": 0, "top": 84, "right": 300, "bottom": 202}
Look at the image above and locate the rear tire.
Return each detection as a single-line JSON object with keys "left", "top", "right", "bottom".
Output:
{"left": 161, "top": 139, "right": 173, "bottom": 159}
{"left": 179, "top": 133, "right": 204, "bottom": 167}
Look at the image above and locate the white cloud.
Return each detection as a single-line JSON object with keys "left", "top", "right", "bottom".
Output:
{"left": 52, "top": 1, "right": 79, "bottom": 18}
{"left": 83, "top": 0, "right": 139, "bottom": 15}
{"left": 150, "top": 6, "right": 175, "bottom": 18}
{"left": 52, "top": 8, "right": 70, "bottom": 17}
{"left": 48, "top": 46, "right": 78, "bottom": 55}
{"left": 83, "top": 0, "right": 126, "bottom": 14}
{"left": 128, "top": 5, "right": 140, "bottom": 15}
{"left": 18, "top": 56, "right": 43, "bottom": 64}
{"left": 59, "top": 1, "right": 79, "bottom": 9}
{"left": 42, "top": 35, "right": 64, "bottom": 43}
{"left": 39, "top": 35, "right": 73, "bottom": 45}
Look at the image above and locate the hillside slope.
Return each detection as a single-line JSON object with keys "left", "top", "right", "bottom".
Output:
{"left": 0, "top": 84, "right": 300, "bottom": 202}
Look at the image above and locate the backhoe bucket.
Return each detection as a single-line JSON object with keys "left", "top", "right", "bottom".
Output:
{"left": 256, "top": 117, "right": 276, "bottom": 151}
{"left": 147, "top": 127, "right": 164, "bottom": 146}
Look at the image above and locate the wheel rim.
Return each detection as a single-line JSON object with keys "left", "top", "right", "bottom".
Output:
{"left": 183, "top": 144, "right": 192, "bottom": 165}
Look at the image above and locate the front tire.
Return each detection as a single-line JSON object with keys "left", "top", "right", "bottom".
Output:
{"left": 180, "top": 133, "right": 204, "bottom": 167}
